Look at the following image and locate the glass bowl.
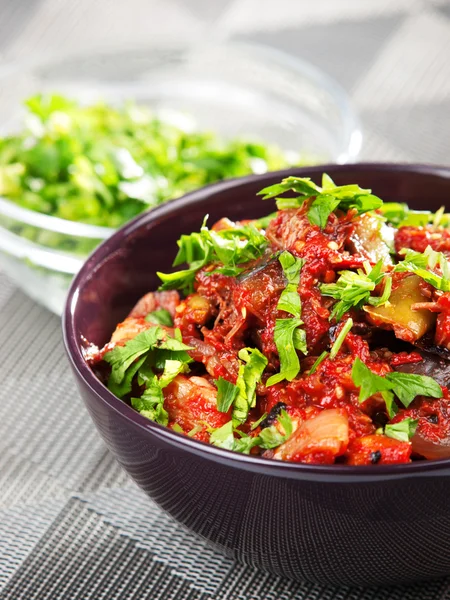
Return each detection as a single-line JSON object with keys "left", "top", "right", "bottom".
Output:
{"left": 0, "top": 42, "right": 361, "bottom": 314}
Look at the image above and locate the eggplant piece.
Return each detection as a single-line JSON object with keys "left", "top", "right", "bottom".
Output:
{"left": 394, "top": 350, "right": 450, "bottom": 387}
{"left": 364, "top": 274, "right": 436, "bottom": 343}
{"left": 260, "top": 402, "right": 287, "bottom": 429}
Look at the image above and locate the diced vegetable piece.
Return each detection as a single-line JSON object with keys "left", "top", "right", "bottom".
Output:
{"left": 273, "top": 409, "right": 349, "bottom": 461}
{"left": 350, "top": 213, "right": 393, "bottom": 264}
{"left": 364, "top": 274, "right": 436, "bottom": 342}
{"left": 411, "top": 431, "right": 450, "bottom": 460}
{"left": 346, "top": 434, "right": 412, "bottom": 465}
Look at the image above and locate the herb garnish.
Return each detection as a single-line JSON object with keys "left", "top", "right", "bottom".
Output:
{"left": 233, "top": 348, "right": 268, "bottom": 424}
{"left": 320, "top": 261, "right": 392, "bottom": 321}
{"left": 216, "top": 377, "right": 239, "bottom": 413}
{"left": 0, "top": 93, "right": 300, "bottom": 236}
{"left": 267, "top": 251, "right": 307, "bottom": 386}
{"left": 384, "top": 418, "right": 419, "bottom": 442}
{"left": 258, "top": 173, "right": 383, "bottom": 229}
{"left": 157, "top": 217, "right": 268, "bottom": 294}
{"left": 210, "top": 409, "right": 293, "bottom": 454}
{"left": 103, "top": 326, "right": 192, "bottom": 424}
{"left": 351, "top": 357, "right": 442, "bottom": 418}
{"left": 394, "top": 246, "right": 450, "bottom": 292}
{"left": 309, "top": 318, "right": 353, "bottom": 374}
{"left": 145, "top": 308, "right": 174, "bottom": 326}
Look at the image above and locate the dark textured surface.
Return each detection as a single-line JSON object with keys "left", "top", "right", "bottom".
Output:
{"left": 65, "top": 165, "right": 450, "bottom": 588}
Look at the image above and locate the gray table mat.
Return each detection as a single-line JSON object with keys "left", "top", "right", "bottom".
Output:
{"left": 1, "top": 1, "right": 450, "bottom": 598}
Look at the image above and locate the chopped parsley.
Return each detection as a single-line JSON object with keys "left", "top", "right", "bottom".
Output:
{"left": 258, "top": 173, "right": 383, "bottom": 228}
{"left": 157, "top": 217, "right": 268, "bottom": 294}
{"left": 384, "top": 418, "right": 419, "bottom": 443}
{"left": 351, "top": 357, "right": 442, "bottom": 418}
{"left": 233, "top": 348, "right": 268, "bottom": 424}
{"left": 103, "top": 326, "right": 192, "bottom": 424}
{"left": 216, "top": 377, "right": 239, "bottom": 413}
{"left": 267, "top": 252, "right": 307, "bottom": 386}
{"left": 307, "top": 318, "right": 353, "bottom": 374}
{"left": 145, "top": 308, "right": 173, "bottom": 326}
{"left": 394, "top": 246, "right": 450, "bottom": 292}
{"left": 0, "top": 93, "right": 301, "bottom": 262}
{"left": 210, "top": 409, "right": 294, "bottom": 454}
{"left": 380, "top": 203, "right": 449, "bottom": 228}
{"left": 320, "top": 260, "right": 392, "bottom": 321}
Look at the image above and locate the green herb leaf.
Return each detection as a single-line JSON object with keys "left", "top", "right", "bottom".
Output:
{"left": 381, "top": 390, "right": 398, "bottom": 420}
{"left": 0, "top": 93, "right": 302, "bottom": 253}
{"left": 216, "top": 377, "right": 239, "bottom": 413}
{"left": 258, "top": 174, "right": 383, "bottom": 227}
{"left": 145, "top": 308, "right": 173, "bottom": 326}
{"left": 171, "top": 423, "right": 184, "bottom": 433}
{"left": 384, "top": 418, "right": 419, "bottom": 442}
{"left": 307, "top": 194, "right": 340, "bottom": 228}
{"left": 233, "top": 348, "right": 268, "bottom": 425}
{"left": 351, "top": 357, "right": 392, "bottom": 403}
{"left": 257, "top": 176, "right": 320, "bottom": 201}
{"left": 159, "top": 359, "right": 189, "bottom": 388}
{"left": 329, "top": 318, "right": 353, "bottom": 359}
{"left": 131, "top": 376, "right": 169, "bottom": 426}
{"left": 320, "top": 261, "right": 390, "bottom": 321}
{"left": 267, "top": 318, "right": 303, "bottom": 385}
{"left": 352, "top": 358, "right": 442, "bottom": 411}
{"left": 308, "top": 351, "right": 329, "bottom": 375}
{"left": 267, "top": 251, "right": 306, "bottom": 386}
{"left": 258, "top": 409, "right": 294, "bottom": 449}
{"left": 384, "top": 372, "right": 443, "bottom": 407}
{"left": 209, "top": 421, "right": 235, "bottom": 450}
{"left": 104, "top": 327, "right": 164, "bottom": 388}
{"left": 394, "top": 246, "right": 450, "bottom": 292}
{"left": 158, "top": 219, "right": 268, "bottom": 293}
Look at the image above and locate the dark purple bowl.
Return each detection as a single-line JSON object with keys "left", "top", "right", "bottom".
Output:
{"left": 63, "top": 164, "right": 450, "bottom": 587}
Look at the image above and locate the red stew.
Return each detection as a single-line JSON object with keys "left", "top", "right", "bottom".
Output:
{"left": 87, "top": 175, "right": 450, "bottom": 465}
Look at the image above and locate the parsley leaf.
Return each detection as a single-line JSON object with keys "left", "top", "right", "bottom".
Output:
{"left": 307, "top": 318, "right": 353, "bottom": 375}
{"left": 308, "top": 194, "right": 341, "bottom": 228}
{"left": 384, "top": 418, "right": 419, "bottom": 443}
{"left": 145, "top": 308, "right": 173, "bottom": 326}
{"left": 209, "top": 409, "right": 294, "bottom": 453}
{"left": 329, "top": 317, "right": 353, "bottom": 359}
{"left": 158, "top": 218, "right": 268, "bottom": 293}
{"left": 104, "top": 326, "right": 192, "bottom": 398}
{"left": 308, "top": 351, "right": 329, "bottom": 375}
{"left": 216, "top": 377, "right": 239, "bottom": 413}
{"left": 258, "top": 173, "right": 383, "bottom": 229}
{"left": 394, "top": 246, "right": 450, "bottom": 292}
{"left": 104, "top": 327, "right": 164, "bottom": 394}
{"left": 233, "top": 348, "right": 268, "bottom": 425}
{"left": 257, "top": 176, "right": 320, "bottom": 201}
{"left": 210, "top": 421, "right": 235, "bottom": 450}
{"left": 320, "top": 261, "right": 391, "bottom": 321}
{"left": 258, "top": 409, "right": 294, "bottom": 449}
{"left": 352, "top": 358, "right": 442, "bottom": 413}
{"left": 351, "top": 358, "right": 392, "bottom": 403}
{"left": 132, "top": 358, "right": 189, "bottom": 425}
{"left": 384, "top": 372, "right": 443, "bottom": 408}
{"left": 267, "top": 252, "right": 307, "bottom": 386}
{"left": 131, "top": 377, "right": 169, "bottom": 426}
{"left": 267, "top": 318, "right": 303, "bottom": 386}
